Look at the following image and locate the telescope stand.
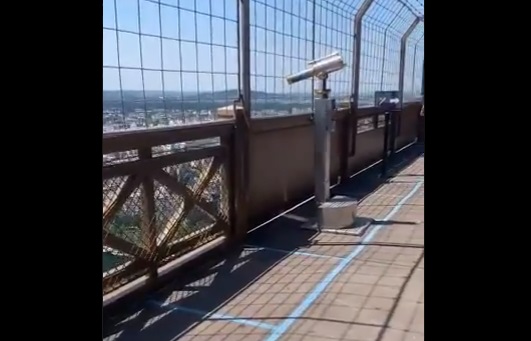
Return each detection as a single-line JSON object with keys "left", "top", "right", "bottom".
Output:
{"left": 302, "top": 75, "right": 373, "bottom": 236}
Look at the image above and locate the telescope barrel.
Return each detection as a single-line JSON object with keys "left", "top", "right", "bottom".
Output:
{"left": 285, "top": 53, "right": 345, "bottom": 84}
{"left": 286, "top": 69, "right": 314, "bottom": 84}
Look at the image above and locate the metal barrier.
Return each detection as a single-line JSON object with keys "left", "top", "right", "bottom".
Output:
{"left": 102, "top": 121, "right": 233, "bottom": 297}
{"left": 102, "top": 0, "right": 424, "bottom": 301}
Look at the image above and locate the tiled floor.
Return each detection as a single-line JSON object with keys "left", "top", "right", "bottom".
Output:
{"left": 103, "top": 148, "right": 424, "bottom": 341}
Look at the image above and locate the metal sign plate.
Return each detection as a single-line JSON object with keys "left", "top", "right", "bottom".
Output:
{"left": 374, "top": 90, "right": 401, "bottom": 111}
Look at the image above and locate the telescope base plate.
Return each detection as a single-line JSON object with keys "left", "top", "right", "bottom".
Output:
{"left": 301, "top": 195, "right": 374, "bottom": 236}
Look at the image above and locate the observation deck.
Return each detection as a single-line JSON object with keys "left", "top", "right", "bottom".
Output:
{"left": 103, "top": 0, "right": 424, "bottom": 340}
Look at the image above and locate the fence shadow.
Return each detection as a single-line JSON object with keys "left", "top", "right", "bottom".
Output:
{"left": 102, "top": 144, "right": 424, "bottom": 341}
{"left": 247, "top": 144, "right": 424, "bottom": 251}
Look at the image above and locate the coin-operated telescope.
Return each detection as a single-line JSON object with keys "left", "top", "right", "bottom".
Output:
{"left": 285, "top": 53, "right": 345, "bottom": 211}
{"left": 286, "top": 52, "right": 346, "bottom": 85}
{"left": 285, "top": 53, "right": 373, "bottom": 233}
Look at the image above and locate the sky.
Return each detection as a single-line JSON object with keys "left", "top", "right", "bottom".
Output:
{"left": 103, "top": 0, "right": 424, "bottom": 99}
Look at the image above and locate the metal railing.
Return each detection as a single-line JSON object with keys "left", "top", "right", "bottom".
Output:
{"left": 102, "top": 0, "right": 424, "bottom": 301}
{"left": 102, "top": 121, "right": 233, "bottom": 297}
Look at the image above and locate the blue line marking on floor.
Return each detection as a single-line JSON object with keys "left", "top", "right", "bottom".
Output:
{"left": 148, "top": 300, "right": 276, "bottom": 330}
{"left": 264, "top": 180, "right": 424, "bottom": 341}
{"left": 245, "top": 244, "right": 345, "bottom": 260}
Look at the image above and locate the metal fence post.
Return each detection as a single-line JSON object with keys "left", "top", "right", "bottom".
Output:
{"left": 232, "top": 0, "right": 251, "bottom": 241}
{"left": 419, "top": 59, "right": 425, "bottom": 142}
{"left": 397, "top": 17, "right": 420, "bottom": 144}
{"left": 399, "top": 18, "right": 421, "bottom": 106}
{"left": 347, "top": 0, "right": 374, "bottom": 160}
{"left": 376, "top": 9, "right": 402, "bottom": 130}
{"left": 421, "top": 59, "right": 424, "bottom": 98}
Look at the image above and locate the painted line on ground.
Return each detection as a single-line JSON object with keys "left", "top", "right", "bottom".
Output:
{"left": 264, "top": 180, "right": 424, "bottom": 341}
{"left": 148, "top": 300, "right": 276, "bottom": 330}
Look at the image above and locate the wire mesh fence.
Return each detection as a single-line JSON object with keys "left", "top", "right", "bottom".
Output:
{"left": 359, "top": 0, "right": 418, "bottom": 106}
{"left": 103, "top": 0, "right": 241, "bottom": 132}
{"left": 103, "top": 0, "right": 423, "bottom": 129}
{"left": 249, "top": 0, "right": 314, "bottom": 117}
{"left": 248, "top": 0, "right": 358, "bottom": 117}
{"left": 102, "top": 0, "right": 424, "bottom": 295}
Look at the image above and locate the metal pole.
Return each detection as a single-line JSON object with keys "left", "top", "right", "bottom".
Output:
{"left": 421, "top": 59, "right": 424, "bottom": 98}
{"left": 411, "top": 45, "right": 417, "bottom": 96}
{"left": 398, "top": 17, "right": 420, "bottom": 105}
{"left": 389, "top": 110, "right": 397, "bottom": 158}
{"left": 379, "top": 31, "right": 387, "bottom": 89}
{"left": 381, "top": 112, "right": 391, "bottom": 177}
{"left": 232, "top": 0, "right": 251, "bottom": 240}
{"left": 314, "top": 77, "right": 331, "bottom": 204}
{"left": 351, "top": 0, "right": 374, "bottom": 108}
{"left": 239, "top": 0, "right": 251, "bottom": 118}
{"left": 412, "top": 33, "right": 423, "bottom": 96}
{"left": 314, "top": 77, "right": 333, "bottom": 230}
{"left": 349, "top": 0, "right": 374, "bottom": 156}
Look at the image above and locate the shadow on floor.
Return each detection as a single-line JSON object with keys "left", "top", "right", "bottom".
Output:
{"left": 246, "top": 144, "right": 424, "bottom": 252}
{"left": 102, "top": 144, "right": 424, "bottom": 341}
{"left": 374, "top": 250, "right": 425, "bottom": 341}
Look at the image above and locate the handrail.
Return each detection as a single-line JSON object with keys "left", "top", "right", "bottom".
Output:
{"left": 103, "top": 119, "right": 234, "bottom": 154}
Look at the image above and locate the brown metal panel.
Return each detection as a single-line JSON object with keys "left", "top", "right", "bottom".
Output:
{"left": 249, "top": 123, "right": 315, "bottom": 220}
{"left": 396, "top": 102, "right": 422, "bottom": 149}
{"left": 348, "top": 127, "right": 385, "bottom": 175}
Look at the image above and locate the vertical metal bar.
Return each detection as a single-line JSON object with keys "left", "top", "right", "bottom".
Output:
{"left": 221, "top": 135, "right": 235, "bottom": 237}
{"left": 421, "top": 59, "right": 424, "bottom": 97}
{"left": 373, "top": 15, "right": 385, "bottom": 132}
{"left": 349, "top": 0, "right": 374, "bottom": 157}
{"left": 339, "top": 98, "right": 354, "bottom": 182}
{"left": 314, "top": 77, "right": 333, "bottom": 231}
{"left": 233, "top": 105, "right": 250, "bottom": 240}
{"left": 381, "top": 112, "right": 391, "bottom": 177}
{"left": 396, "top": 18, "right": 420, "bottom": 146}
{"left": 350, "top": 103, "right": 358, "bottom": 154}
{"left": 314, "top": 97, "right": 332, "bottom": 206}
{"left": 379, "top": 31, "right": 387, "bottom": 90}
{"left": 411, "top": 44, "right": 418, "bottom": 96}
{"left": 351, "top": 0, "right": 375, "bottom": 109}
{"left": 398, "top": 17, "right": 420, "bottom": 105}
{"left": 389, "top": 110, "right": 397, "bottom": 159}
{"left": 232, "top": 0, "right": 251, "bottom": 241}
{"left": 138, "top": 147, "right": 158, "bottom": 282}
{"left": 373, "top": 113, "right": 379, "bottom": 130}
{"left": 240, "top": 0, "right": 252, "bottom": 118}
{"left": 418, "top": 59, "right": 425, "bottom": 142}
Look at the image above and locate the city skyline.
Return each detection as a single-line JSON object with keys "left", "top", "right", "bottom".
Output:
{"left": 103, "top": 0, "right": 424, "bottom": 98}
